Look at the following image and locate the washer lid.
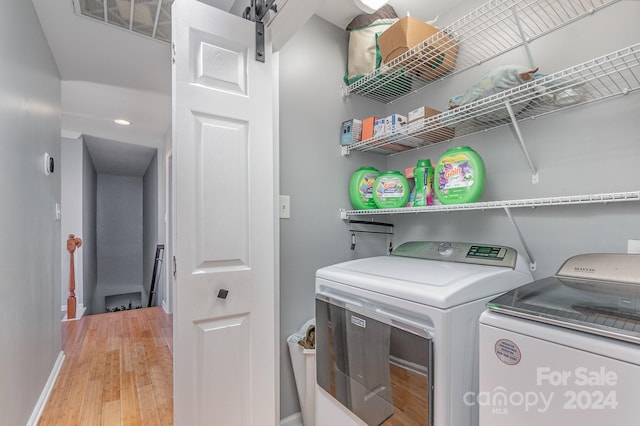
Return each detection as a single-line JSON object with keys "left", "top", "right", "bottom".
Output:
{"left": 489, "top": 276, "right": 640, "bottom": 344}
{"left": 316, "top": 253, "right": 532, "bottom": 309}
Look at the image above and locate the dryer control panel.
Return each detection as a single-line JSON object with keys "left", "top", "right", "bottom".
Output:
{"left": 391, "top": 241, "right": 517, "bottom": 269}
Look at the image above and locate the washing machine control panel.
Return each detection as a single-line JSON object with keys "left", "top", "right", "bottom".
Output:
{"left": 467, "top": 245, "right": 508, "bottom": 260}
{"left": 392, "top": 241, "right": 517, "bottom": 269}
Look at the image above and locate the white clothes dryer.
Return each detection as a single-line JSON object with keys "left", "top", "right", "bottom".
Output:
{"left": 314, "top": 241, "right": 533, "bottom": 426}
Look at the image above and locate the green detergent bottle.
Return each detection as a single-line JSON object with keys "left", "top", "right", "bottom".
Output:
{"left": 414, "top": 159, "right": 434, "bottom": 207}
{"left": 435, "top": 146, "right": 486, "bottom": 204}
{"left": 373, "top": 171, "right": 410, "bottom": 209}
{"left": 349, "top": 167, "right": 379, "bottom": 210}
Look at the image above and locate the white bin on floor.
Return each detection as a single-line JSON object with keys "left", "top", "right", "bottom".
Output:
{"left": 287, "top": 318, "right": 315, "bottom": 426}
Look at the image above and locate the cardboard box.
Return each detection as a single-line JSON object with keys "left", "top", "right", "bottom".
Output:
{"left": 377, "top": 16, "right": 458, "bottom": 81}
{"left": 385, "top": 114, "right": 407, "bottom": 134}
{"left": 340, "top": 119, "right": 362, "bottom": 146}
{"left": 373, "top": 118, "right": 386, "bottom": 139}
{"left": 361, "top": 116, "right": 379, "bottom": 141}
{"left": 406, "top": 106, "right": 454, "bottom": 143}
{"left": 408, "top": 106, "right": 441, "bottom": 123}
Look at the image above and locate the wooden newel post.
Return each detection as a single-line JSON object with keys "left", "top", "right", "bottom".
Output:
{"left": 67, "top": 234, "right": 83, "bottom": 319}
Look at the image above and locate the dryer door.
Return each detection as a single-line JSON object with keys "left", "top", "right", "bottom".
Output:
{"left": 316, "top": 291, "right": 434, "bottom": 426}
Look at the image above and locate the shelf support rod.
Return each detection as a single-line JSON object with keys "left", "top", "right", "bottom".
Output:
{"left": 504, "top": 100, "right": 539, "bottom": 183}
{"left": 503, "top": 207, "right": 536, "bottom": 271}
{"left": 512, "top": 6, "right": 536, "bottom": 69}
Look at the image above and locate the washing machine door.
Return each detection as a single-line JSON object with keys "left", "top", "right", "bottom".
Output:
{"left": 316, "top": 291, "right": 434, "bottom": 426}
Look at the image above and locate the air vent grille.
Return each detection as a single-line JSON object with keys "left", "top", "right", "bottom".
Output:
{"left": 75, "top": 0, "right": 173, "bottom": 43}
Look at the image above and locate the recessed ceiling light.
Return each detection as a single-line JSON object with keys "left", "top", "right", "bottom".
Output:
{"left": 114, "top": 119, "right": 131, "bottom": 126}
{"left": 354, "top": 0, "right": 389, "bottom": 14}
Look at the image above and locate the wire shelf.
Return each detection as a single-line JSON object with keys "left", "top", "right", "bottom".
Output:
{"left": 341, "top": 191, "right": 640, "bottom": 218}
{"left": 345, "top": 0, "right": 621, "bottom": 103}
{"left": 344, "top": 42, "right": 640, "bottom": 155}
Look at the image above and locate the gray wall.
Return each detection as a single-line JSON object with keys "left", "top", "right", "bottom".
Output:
{"left": 0, "top": 0, "right": 62, "bottom": 423}
{"left": 383, "top": 0, "right": 640, "bottom": 280}
{"left": 82, "top": 142, "right": 97, "bottom": 314}
{"left": 278, "top": 15, "right": 390, "bottom": 420}
{"left": 95, "top": 174, "right": 144, "bottom": 312}
{"left": 279, "top": 2, "right": 640, "bottom": 421}
{"left": 143, "top": 151, "right": 159, "bottom": 306}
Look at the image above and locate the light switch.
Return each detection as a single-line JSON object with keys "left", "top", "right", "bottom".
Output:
{"left": 628, "top": 239, "right": 640, "bottom": 254}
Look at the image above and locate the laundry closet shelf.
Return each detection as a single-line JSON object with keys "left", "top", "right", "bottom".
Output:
{"left": 340, "top": 191, "right": 640, "bottom": 219}
{"left": 345, "top": 0, "right": 621, "bottom": 103}
{"left": 343, "top": 42, "right": 640, "bottom": 156}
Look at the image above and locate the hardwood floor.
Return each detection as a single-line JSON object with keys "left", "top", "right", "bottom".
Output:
{"left": 38, "top": 307, "right": 173, "bottom": 426}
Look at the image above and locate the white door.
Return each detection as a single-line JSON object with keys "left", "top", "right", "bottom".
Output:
{"left": 172, "top": 1, "right": 276, "bottom": 425}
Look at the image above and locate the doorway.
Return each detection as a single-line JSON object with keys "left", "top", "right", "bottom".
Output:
{"left": 60, "top": 135, "right": 163, "bottom": 317}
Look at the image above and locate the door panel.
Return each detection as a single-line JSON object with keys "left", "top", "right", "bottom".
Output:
{"left": 195, "top": 314, "right": 250, "bottom": 424}
{"left": 194, "top": 113, "right": 249, "bottom": 271}
{"left": 173, "top": 1, "right": 276, "bottom": 425}
{"left": 192, "top": 33, "right": 248, "bottom": 95}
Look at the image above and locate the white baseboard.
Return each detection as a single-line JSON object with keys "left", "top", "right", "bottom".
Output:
{"left": 280, "top": 412, "right": 303, "bottom": 426}
{"left": 27, "top": 351, "right": 65, "bottom": 426}
{"left": 161, "top": 299, "right": 171, "bottom": 314}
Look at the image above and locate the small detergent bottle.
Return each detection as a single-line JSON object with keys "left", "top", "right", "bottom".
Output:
{"left": 405, "top": 167, "right": 416, "bottom": 207}
{"left": 414, "top": 159, "right": 434, "bottom": 207}
{"left": 373, "top": 171, "right": 410, "bottom": 209}
{"left": 435, "top": 146, "right": 486, "bottom": 204}
{"left": 349, "top": 167, "right": 379, "bottom": 209}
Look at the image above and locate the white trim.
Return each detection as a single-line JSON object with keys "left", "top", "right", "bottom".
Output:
{"left": 61, "top": 303, "right": 86, "bottom": 321}
{"left": 27, "top": 351, "right": 65, "bottom": 426}
{"left": 279, "top": 412, "right": 302, "bottom": 426}
{"left": 161, "top": 299, "right": 170, "bottom": 315}
{"left": 61, "top": 130, "right": 82, "bottom": 139}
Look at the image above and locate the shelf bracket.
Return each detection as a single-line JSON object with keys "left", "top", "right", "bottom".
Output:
{"left": 504, "top": 100, "right": 539, "bottom": 184}
{"left": 340, "top": 209, "right": 349, "bottom": 220}
{"left": 512, "top": 6, "right": 536, "bottom": 70}
{"left": 341, "top": 146, "right": 350, "bottom": 156}
{"left": 503, "top": 207, "right": 536, "bottom": 271}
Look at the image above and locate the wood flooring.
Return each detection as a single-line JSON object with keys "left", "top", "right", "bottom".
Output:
{"left": 38, "top": 307, "right": 173, "bottom": 426}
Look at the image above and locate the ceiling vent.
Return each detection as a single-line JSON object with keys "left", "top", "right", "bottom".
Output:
{"left": 74, "top": 0, "right": 174, "bottom": 43}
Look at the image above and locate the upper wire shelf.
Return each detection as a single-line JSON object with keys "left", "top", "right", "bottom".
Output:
{"left": 345, "top": 0, "right": 621, "bottom": 103}
{"left": 344, "top": 42, "right": 640, "bottom": 155}
{"left": 340, "top": 191, "right": 640, "bottom": 218}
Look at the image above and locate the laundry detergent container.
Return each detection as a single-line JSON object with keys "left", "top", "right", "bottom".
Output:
{"left": 287, "top": 318, "right": 316, "bottom": 426}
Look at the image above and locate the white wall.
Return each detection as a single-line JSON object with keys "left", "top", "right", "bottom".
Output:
{"left": 60, "top": 137, "right": 84, "bottom": 313}
{"left": 82, "top": 141, "right": 98, "bottom": 314}
{"left": 143, "top": 151, "right": 159, "bottom": 306}
{"left": 160, "top": 129, "right": 172, "bottom": 313}
{"left": 0, "top": 0, "right": 62, "bottom": 423}
{"left": 95, "top": 174, "right": 144, "bottom": 312}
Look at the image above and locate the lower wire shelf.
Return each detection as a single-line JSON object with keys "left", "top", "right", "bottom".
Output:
{"left": 340, "top": 191, "right": 640, "bottom": 219}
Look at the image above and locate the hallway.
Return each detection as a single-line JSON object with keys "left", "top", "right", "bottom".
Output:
{"left": 38, "top": 307, "right": 173, "bottom": 425}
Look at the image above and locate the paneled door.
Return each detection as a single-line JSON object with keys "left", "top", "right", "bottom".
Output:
{"left": 172, "top": 1, "right": 276, "bottom": 424}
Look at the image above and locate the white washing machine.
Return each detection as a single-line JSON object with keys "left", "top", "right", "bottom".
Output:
{"left": 314, "top": 241, "right": 533, "bottom": 426}
{"left": 479, "top": 253, "right": 640, "bottom": 425}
